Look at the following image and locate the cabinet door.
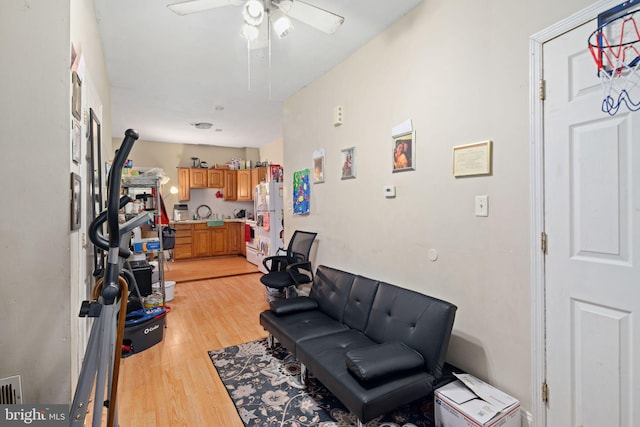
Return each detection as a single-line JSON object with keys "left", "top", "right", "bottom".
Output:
{"left": 193, "top": 229, "right": 210, "bottom": 258}
{"left": 207, "top": 169, "right": 224, "bottom": 188}
{"left": 211, "top": 227, "right": 227, "bottom": 256}
{"left": 237, "top": 170, "right": 252, "bottom": 201}
{"left": 178, "top": 167, "right": 190, "bottom": 201}
{"left": 223, "top": 170, "right": 237, "bottom": 201}
{"left": 226, "top": 222, "right": 241, "bottom": 254}
{"left": 190, "top": 168, "right": 207, "bottom": 188}
{"left": 251, "top": 167, "right": 267, "bottom": 190}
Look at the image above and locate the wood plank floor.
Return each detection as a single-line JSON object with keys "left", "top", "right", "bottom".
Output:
{"left": 92, "top": 258, "right": 269, "bottom": 426}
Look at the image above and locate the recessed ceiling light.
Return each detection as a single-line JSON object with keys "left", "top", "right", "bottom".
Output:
{"left": 191, "top": 122, "right": 213, "bottom": 129}
{"left": 214, "top": 105, "right": 225, "bottom": 111}
{"left": 215, "top": 128, "right": 223, "bottom": 132}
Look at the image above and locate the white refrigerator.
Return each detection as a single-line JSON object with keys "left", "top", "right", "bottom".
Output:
{"left": 254, "top": 181, "right": 284, "bottom": 274}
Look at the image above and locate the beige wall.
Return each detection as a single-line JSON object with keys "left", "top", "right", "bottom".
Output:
{"left": 259, "top": 138, "right": 284, "bottom": 166}
{"left": 0, "top": 0, "right": 109, "bottom": 403}
{"left": 282, "top": 0, "right": 595, "bottom": 414}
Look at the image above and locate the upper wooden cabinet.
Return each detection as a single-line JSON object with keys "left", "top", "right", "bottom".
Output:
{"left": 237, "top": 170, "right": 252, "bottom": 201}
{"left": 178, "top": 167, "right": 190, "bottom": 201}
{"left": 207, "top": 169, "right": 224, "bottom": 188}
{"left": 190, "top": 168, "right": 207, "bottom": 188}
{"left": 224, "top": 170, "right": 237, "bottom": 201}
{"left": 251, "top": 167, "right": 267, "bottom": 190}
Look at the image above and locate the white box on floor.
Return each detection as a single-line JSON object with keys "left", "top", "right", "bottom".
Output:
{"left": 434, "top": 374, "right": 520, "bottom": 427}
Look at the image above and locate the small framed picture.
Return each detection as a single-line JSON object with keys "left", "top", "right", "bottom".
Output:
{"left": 392, "top": 131, "right": 415, "bottom": 173}
{"left": 70, "top": 172, "right": 81, "bottom": 231}
{"left": 453, "top": 140, "right": 493, "bottom": 177}
{"left": 72, "top": 71, "right": 82, "bottom": 120}
{"left": 313, "top": 155, "right": 325, "bottom": 183}
{"left": 340, "top": 147, "right": 356, "bottom": 180}
{"left": 72, "top": 119, "right": 81, "bottom": 164}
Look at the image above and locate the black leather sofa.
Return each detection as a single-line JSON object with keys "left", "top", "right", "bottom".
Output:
{"left": 259, "top": 265, "right": 457, "bottom": 425}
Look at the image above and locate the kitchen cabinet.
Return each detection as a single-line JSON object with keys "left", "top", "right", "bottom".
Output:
{"left": 178, "top": 167, "right": 190, "bottom": 201}
{"left": 207, "top": 169, "right": 224, "bottom": 188}
{"left": 236, "top": 170, "right": 252, "bottom": 201}
{"left": 251, "top": 166, "right": 267, "bottom": 190}
{"left": 226, "top": 222, "right": 242, "bottom": 254}
{"left": 223, "top": 170, "right": 237, "bottom": 201}
{"left": 169, "top": 221, "right": 245, "bottom": 259}
{"left": 211, "top": 227, "right": 227, "bottom": 256}
{"left": 190, "top": 168, "right": 208, "bottom": 188}
{"left": 173, "top": 223, "right": 193, "bottom": 260}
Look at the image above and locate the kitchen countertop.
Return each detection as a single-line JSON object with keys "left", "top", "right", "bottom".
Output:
{"left": 170, "top": 218, "right": 247, "bottom": 224}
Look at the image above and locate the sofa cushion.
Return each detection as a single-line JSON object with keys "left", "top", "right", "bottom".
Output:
{"left": 364, "top": 282, "right": 457, "bottom": 379}
{"left": 342, "top": 275, "right": 379, "bottom": 332}
{"left": 259, "top": 309, "right": 348, "bottom": 354}
{"left": 296, "top": 329, "right": 435, "bottom": 423}
{"left": 345, "top": 342, "right": 424, "bottom": 383}
{"left": 309, "top": 265, "right": 355, "bottom": 321}
{"left": 270, "top": 296, "right": 318, "bottom": 316}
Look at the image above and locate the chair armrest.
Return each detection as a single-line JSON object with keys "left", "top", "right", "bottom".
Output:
{"left": 270, "top": 296, "right": 319, "bottom": 315}
{"left": 286, "top": 261, "right": 314, "bottom": 285}
{"left": 262, "top": 255, "right": 288, "bottom": 272}
{"left": 346, "top": 342, "right": 424, "bottom": 383}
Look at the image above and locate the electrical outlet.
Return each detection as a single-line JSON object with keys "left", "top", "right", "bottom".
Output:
{"left": 475, "top": 195, "right": 488, "bottom": 217}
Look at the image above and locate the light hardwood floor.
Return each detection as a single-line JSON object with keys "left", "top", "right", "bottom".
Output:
{"left": 95, "top": 264, "right": 269, "bottom": 426}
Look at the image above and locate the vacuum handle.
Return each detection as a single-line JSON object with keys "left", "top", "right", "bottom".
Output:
{"left": 89, "top": 195, "right": 131, "bottom": 251}
{"left": 107, "top": 129, "right": 139, "bottom": 251}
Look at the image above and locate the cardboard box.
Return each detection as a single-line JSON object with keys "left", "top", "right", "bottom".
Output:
{"left": 434, "top": 374, "right": 520, "bottom": 427}
{"left": 133, "top": 238, "right": 160, "bottom": 252}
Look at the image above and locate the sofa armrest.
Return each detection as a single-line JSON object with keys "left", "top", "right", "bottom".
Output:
{"left": 270, "top": 296, "right": 319, "bottom": 316}
{"left": 346, "top": 342, "right": 424, "bottom": 382}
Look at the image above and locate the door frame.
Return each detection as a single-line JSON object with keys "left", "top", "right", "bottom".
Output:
{"left": 529, "top": 1, "right": 621, "bottom": 426}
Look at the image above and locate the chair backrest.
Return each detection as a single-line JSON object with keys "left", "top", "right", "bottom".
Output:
{"left": 286, "top": 230, "right": 317, "bottom": 264}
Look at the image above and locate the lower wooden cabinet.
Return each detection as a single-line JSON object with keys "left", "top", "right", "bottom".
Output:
{"left": 171, "top": 222, "right": 244, "bottom": 259}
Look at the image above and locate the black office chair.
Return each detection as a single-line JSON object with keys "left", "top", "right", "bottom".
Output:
{"left": 260, "top": 230, "right": 317, "bottom": 300}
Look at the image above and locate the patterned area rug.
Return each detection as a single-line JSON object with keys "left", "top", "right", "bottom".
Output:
{"left": 208, "top": 338, "right": 435, "bottom": 427}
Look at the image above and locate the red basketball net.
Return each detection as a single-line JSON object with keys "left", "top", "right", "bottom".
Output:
{"left": 588, "top": 12, "right": 640, "bottom": 115}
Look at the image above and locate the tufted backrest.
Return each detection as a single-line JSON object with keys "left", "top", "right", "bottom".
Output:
{"left": 309, "top": 265, "right": 355, "bottom": 321}
{"left": 342, "top": 275, "right": 379, "bottom": 332}
{"left": 364, "top": 282, "right": 457, "bottom": 379}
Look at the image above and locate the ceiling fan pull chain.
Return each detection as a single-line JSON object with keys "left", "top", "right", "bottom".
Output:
{"left": 268, "top": 16, "right": 272, "bottom": 100}
{"left": 247, "top": 39, "right": 251, "bottom": 92}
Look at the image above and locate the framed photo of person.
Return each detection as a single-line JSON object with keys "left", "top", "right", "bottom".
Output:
{"left": 392, "top": 131, "right": 415, "bottom": 173}
{"left": 70, "top": 172, "right": 81, "bottom": 231}
{"left": 341, "top": 147, "right": 356, "bottom": 180}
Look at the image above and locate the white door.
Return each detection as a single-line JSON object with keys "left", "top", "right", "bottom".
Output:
{"left": 543, "top": 18, "right": 640, "bottom": 427}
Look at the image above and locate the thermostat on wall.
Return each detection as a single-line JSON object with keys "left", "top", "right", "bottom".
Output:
{"left": 384, "top": 185, "right": 396, "bottom": 198}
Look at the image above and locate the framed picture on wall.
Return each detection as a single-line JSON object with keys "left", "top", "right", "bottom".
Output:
{"left": 70, "top": 172, "right": 81, "bottom": 231}
{"left": 72, "top": 119, "right": 81, "bottom": 164}
{"left": 392, "top": 130, "right": 415, "bottom": 173}
{"left": 341, "top": 147, "right": 356, "bottom": 180}
{"left": 313, "top": 155, "right": 325, "bottom": 183}
{"left": 72, "top": 71, "right": 82, "bottom": 120}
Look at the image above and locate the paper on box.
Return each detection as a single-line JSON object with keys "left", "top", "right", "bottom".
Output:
{"left": 434, "top": 374, "right": 520, "bottom": 427}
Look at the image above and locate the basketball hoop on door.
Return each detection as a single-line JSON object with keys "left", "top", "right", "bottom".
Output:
{"left": 588, "top": 0, "right": 640, "bottom": 115}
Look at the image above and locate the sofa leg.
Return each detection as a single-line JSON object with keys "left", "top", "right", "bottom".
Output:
{"left": 300, "top": 363, "right": 307, "bottom": 386}
{"left": 267, "top": 333, "right": 274, "bottom": 349}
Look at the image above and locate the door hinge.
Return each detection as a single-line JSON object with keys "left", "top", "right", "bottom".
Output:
{"left": 541, "top": 232, "right": 547, "bottom": 254}
{"left": 539, "top": 79, "right": 546, "bottom": 101}
{"left": 542, "top": 382, "right": 549, "bottom": 403}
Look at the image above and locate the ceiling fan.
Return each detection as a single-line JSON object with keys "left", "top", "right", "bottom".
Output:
{"left": 167, "top": 0, "right": 345, "bottom": 39}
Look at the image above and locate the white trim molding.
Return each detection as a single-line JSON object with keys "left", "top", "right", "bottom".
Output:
{"left": 528, "top": 2, "right": 622, "bottom": 427}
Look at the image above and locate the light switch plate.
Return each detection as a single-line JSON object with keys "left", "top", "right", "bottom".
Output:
{"left": 475, "top": 195, "right": 488, "bottom": 216}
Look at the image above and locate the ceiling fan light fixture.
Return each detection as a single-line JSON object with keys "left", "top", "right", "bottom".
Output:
{"left": 242, "top": 0, "right": 264, "bottom": 26}
{"left": 241, "top": 23, "right": 260, "bottom": 41}
{"left": 270, "top": 9, "right": 293, "bottom": 38}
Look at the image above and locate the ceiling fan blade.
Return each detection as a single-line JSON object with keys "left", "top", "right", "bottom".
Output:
{"left": 167, "top": 0, "right": 236, "bottom": 16}
{"left": 275, "top": 0, "right": 344, "bottom": 34}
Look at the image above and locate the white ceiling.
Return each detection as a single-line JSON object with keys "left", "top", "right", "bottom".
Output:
{"left": 93, "top": 0, "right": 423, "bottom": 148}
